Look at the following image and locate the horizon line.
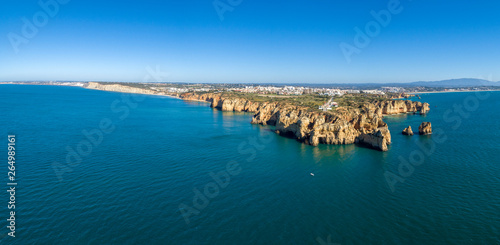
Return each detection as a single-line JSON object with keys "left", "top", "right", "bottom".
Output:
{"left": 1, "top": 78, "right": 499, "bottom": 85}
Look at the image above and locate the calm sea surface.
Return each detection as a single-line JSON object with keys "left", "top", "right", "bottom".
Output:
{"left": 0, "top": 85, "right": 499, "bottom": 244}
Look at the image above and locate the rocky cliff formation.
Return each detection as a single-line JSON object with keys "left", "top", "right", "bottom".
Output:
{"left": 418, "top": 122, "right": 432, "bottom": 135}
{"left": 377, "top": 100, "right": 430, "bottom": 115}
{"left": 389, "top": 93, "right": 415, "bottom": 99}
{"left": 402, "top": 126, "right": 414, "bottom": 136}
{"left": 180, "top": 93, "right": 430, "bottom": 152}
{"left": 86, "top": 82, "right": 163, "bottom": 96}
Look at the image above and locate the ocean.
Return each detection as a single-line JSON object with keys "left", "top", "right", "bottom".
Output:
{"left": 0, "top": 85, "right": 499, "bottom": 244}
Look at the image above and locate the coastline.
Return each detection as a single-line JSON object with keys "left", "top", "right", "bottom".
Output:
{"left": 3, "top": 82, "right": 430, "bottom": 151}
{"left": 86, "top": 87, "right": 183, "bottom": 100}
{"left": 0, "top": 82, "right": 205, "bottom": 102}
{"left": 84, "top": 82, "right": 183, "bottom": 100}
{"left": 84, "top": 81, "right": 412, "bottom": 152}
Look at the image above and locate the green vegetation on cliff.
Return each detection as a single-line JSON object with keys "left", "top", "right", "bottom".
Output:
{"left": 199, "top": 91, "right": 393, "bottom": 111}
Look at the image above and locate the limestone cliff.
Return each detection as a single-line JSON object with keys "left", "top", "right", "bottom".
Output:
{"left": 85, "top": 82, "right": 163, "bottom": 96}
{"left": 378, "top": 100, "right": 430, "bottom": 115}
{"left": 179, "top": 93, "right": 431, "bottom": 152}
{"left": 388, "top": 93, "right": 415, "bottom": 99}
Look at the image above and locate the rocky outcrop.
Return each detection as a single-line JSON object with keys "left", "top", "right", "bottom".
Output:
{"left": 378, "top": 100, "right": 430, "bottom": 115}
{"left": 418, "top": 122, "right": 432, "bottom": 135}
{"left": 403, "top": 126, "right": 413, "bottom": 136}
{"left": 356, "top": 128, "right": 391, "bottom": 151}
{"left": 178, "top": 93, "right": 430, "bottom": 151}
{"left": 389, "top": 93, "right": 415, "bottom": 99}
{"left": 402, "top": 126, "right": 414, "bottom": 136}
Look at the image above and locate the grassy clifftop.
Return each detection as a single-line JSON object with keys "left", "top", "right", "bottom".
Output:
{"left": 200, "top": 91, "right": 392, "bottom": 110}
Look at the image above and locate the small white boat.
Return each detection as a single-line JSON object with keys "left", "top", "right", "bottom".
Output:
{"left": 310, "top": 173, "right": 314, "bottom": 176}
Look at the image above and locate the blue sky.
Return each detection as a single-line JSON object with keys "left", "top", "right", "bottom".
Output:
{"left": 1, "top": 0, "right": 499, "bottom": 83}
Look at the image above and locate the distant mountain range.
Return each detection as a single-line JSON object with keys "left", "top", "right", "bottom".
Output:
{"left": 284, "top": 78, "right": 500, "bottom": 88}
{"left": 408, "top": 78, "right": 500, "bottom": 87}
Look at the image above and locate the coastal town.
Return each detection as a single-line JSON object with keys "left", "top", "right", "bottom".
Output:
{"left": 3, "top": 80, "right": 498, "bottom": 96}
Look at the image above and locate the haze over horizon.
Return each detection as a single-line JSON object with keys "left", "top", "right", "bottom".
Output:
{"left": 1, "top": 0, "right": 499, "bottom": 83}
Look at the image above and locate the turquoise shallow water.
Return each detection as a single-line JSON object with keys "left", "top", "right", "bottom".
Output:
{"left": 0, "top": 85, "right": 499, "bottom": 244}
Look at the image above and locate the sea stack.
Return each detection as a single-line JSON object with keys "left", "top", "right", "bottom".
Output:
{"left": 402, "top": 126, "right": 413, "bottom": 136}
{"left": 420, "top": 103, "right": 430, "bottom": 114}
{"left": 418, "top": 122, "right": 432, "bottom": 135}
